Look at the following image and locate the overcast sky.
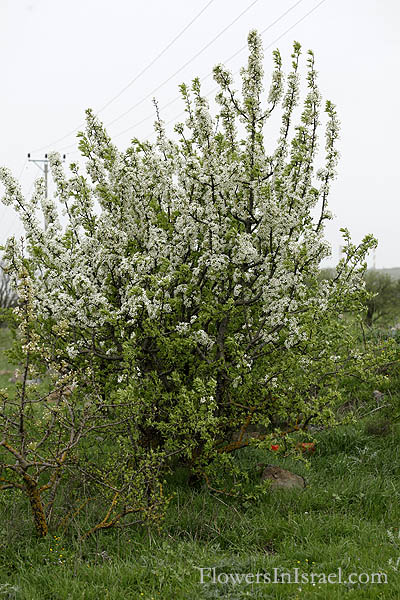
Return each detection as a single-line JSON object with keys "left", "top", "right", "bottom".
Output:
{"left": 1, "top": 0, "right": 399, "bottom": 267}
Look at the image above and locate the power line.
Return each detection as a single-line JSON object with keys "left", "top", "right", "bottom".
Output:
{"left": 63, "top": 0, "right": 329, "bottom": 154}
{"left": 95, "top": 0, "right": 216, "bottom": 116}
{"left": 17, "top": 158, "right": 28, "bottom": 181}
{"left": 147, "top": 0, "right": 326, "bottom": 138}
{"left": 104, "top": 0, "right": 260, "bottom": 129}
{"left": 113, "top": 0, "right": 325, "bottom": 142}
{"left": 202, "top": 0, "right": 308, "bottom": 82}
{"left": 61, "top": 0, "right": 305, "bottom": 150}
{"left": 206, "top": 0, "right": 330, "bottom": 101}
{"left": 31, "top": 0, "right": 216, "bottom": 153}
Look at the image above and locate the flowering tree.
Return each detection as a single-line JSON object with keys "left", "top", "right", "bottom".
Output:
{"left": 0, "top": 31, "right": 378, "bottom": 533}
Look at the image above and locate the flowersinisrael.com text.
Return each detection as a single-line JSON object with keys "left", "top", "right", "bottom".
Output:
{"left": 197, "top": 567, "right": 388, "bottom": 586}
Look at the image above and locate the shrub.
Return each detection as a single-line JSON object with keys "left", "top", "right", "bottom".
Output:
{"left": 0, "top": 31, "right": 382, "bottom": 535}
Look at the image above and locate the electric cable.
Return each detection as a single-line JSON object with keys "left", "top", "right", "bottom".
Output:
{"left": 31, "top": 0, "right": 216, "bottom": 153}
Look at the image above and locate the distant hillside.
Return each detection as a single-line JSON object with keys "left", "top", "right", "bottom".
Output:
{"left": 320, "top": 267, "right": 400, "bottom": 280}
{"left": 378, "top": 268, "right": 400, "bottom": 280}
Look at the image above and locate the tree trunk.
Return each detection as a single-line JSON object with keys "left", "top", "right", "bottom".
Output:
{"left": 23, "top": 474, "right": 48, "bottom": 537}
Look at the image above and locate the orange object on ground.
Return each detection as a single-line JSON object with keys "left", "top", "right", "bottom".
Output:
{"left": 296, "top": 442, "right": 316, "bottom": 454}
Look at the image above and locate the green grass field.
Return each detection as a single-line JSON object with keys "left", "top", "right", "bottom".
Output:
{"left": 0, "top": 327, "right": 399, "bottom": 599}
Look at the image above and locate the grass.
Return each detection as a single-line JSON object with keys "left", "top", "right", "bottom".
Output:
{"left": 0, "top": 329, "right": 399, "bottom": 599}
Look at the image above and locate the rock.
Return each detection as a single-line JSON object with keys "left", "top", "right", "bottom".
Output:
{"left": 261, "top": 465, "right": 306, "bottom": 490}
{"left": 373, "top": 390, "right": 384, "bottom": 402}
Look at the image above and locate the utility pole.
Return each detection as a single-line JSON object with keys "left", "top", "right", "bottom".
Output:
{"left": 27, "top": 153, "right": 66, "bottom": 229}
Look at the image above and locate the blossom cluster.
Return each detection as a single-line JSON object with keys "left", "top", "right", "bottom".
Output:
{"left": 0, "top": 30, "right": 375, "bottom": 446}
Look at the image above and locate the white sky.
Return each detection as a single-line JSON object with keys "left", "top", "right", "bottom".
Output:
{"left": 1, "top": 0, "right": 399, "bottom": 267}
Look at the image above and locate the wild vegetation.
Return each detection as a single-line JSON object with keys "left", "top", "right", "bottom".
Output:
{"left": 0, "top": 30, "right": 399, "bottom": 599}
{"left": 0, "top": 320, "right": 399, "bottom": 599}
